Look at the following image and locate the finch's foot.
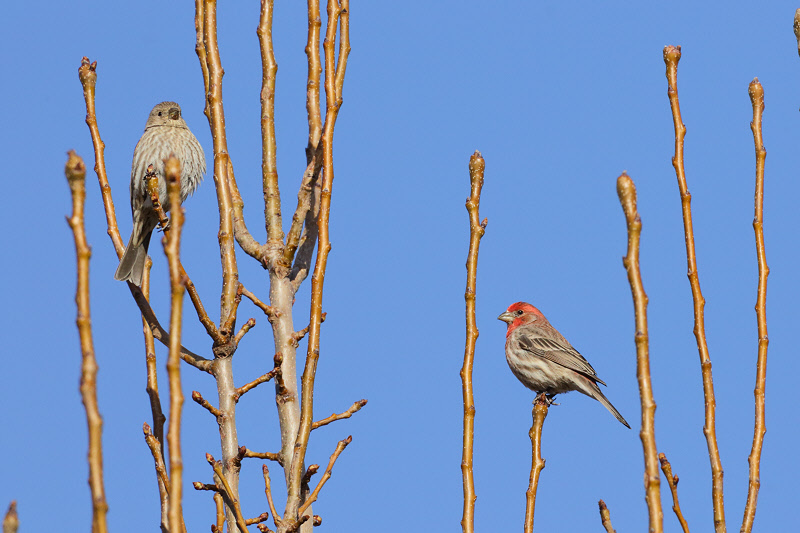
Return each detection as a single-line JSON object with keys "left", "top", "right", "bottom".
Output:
{"left": 534, "top": 392, "right": 559, "bottom": 406}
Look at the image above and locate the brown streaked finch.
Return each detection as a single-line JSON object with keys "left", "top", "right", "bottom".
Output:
{"left": 114, "top": 101, "right": 205, "bottom": 286}
{"left": 498, "top": 302, "right": 630, "bottom": 428}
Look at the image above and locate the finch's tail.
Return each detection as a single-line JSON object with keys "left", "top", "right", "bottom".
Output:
{"left": 580, "top": 379, "right": 631, "bottom": 429}
{"left": 115, "top": 223, "right": 153, "bottom": 286}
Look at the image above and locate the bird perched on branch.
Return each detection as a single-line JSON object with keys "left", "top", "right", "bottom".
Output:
{"left": 115, "top": 101, "right": 205, "bottom": 286}
{"left": 498, "top": 302, "right": 630, "bottom": 428}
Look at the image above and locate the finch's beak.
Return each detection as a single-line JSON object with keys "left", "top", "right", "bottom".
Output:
{"left": 498, "top": 311, "right": 514, "bottom": 324}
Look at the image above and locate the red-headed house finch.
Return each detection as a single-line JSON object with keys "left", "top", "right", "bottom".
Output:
{"left": 498, "top": 302, "right": 630, "bottom": 428}
{"left": 114, "top": 101, "right": 205, "bottom": 286}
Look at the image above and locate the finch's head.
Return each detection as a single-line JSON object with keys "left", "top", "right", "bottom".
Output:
{"left": 144, "top": 101, "right": 188, "bottom": 129}
{"left": 498, "top": 302, "right": 546, "bottom": 330}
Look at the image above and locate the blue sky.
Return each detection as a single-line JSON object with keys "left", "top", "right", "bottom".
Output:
{"left": 2, "top": 1, "right": 798, "bottom": 531}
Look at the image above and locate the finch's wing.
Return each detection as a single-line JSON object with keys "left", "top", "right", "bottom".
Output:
{"left": 512, "top": 331, "right": 607, "bottom": 386}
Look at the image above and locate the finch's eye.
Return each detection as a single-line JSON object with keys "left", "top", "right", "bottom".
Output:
{"left": 157, "top": 112, "right": 162, "bottom": 116}
{"left": 515, "top": 310, "right": 524, "bottom": 316}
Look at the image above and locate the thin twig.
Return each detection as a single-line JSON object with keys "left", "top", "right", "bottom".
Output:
{"left": 283, "top": 157, "right": 322, "bottom": 267}
{"left": 312, "top": 399, "right": 367, "bottom": 430}
{"left": 598, "top": 500, "right": 616, "bottom": 533}
{"left": 235, "top": 366, "right": 281, "bottom": 402}
{"left": 617, "top": 172, "right": 663, "bottom": 533}
{"left": 742, "top": 77, "right": 769, "bottom": 533}
{"left": 164, "top": 157, "right": 187, "bottom": 533}
{"left": 664, "top": 45, "right": 725, "bottom": 533}
{"left": 208, "top": 455, "right": 250, "bottom": 532}
{"left": 234, "top": 318, "right": 257, "bottom": 347}
{"left": 298, "top": 436, "right": 351, "bottom": 516}
{"left": 193, "top": 482, "right": 220, "bottom": 492}
{"left": 3, "top": 502, "right": 19, "bottom": 533}
{"left": 77, "top": 58, "right": 124, "bottom": 255}
{"left": 292, "top": 313, "right": 326, "bottom": 345}
{"left": 461, "top": 151, "right": 486, "bottom": 533}
{"left": 523, "top": 394, "right": 549, "bottom": 533}
{"left": 247, "top": 513, "right": 270, "bottom": 526}
{"left": 262, "top": 464, "right": 282, "bottom": 528}
{"left": 241, "top": 284, "right": 278, "bottom": 319}
{"left": 244, "top": 449, "right": 282, "bottom": 464}
{"left": 144, "top": 423, "right": 171, "bottom": 496}
{"left": 141, "top": 261, "right": 166, "bottom": 458}
{"left": 192, "top": 391, "right": 222, "bottom": 418}
{"left": 127, "top": 283, "right": 213, "bottom": 372}
{"left": 65, "top": 151, "right": 109, "bottom": 533}
{"left": 659, "top": 453, "right": 691, "bottom": 533}
{"left": 214, "top": 493, "right": 225, "bottom": 533}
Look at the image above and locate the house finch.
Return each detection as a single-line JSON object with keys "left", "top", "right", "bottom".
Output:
{"left": 498, "top": 302, "right": 630, "bottom": 428}
{"left": 114, "top": 101, "right": 205, "bottom": 286}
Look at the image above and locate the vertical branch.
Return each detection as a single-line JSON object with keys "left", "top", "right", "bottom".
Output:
{"left": 659, "top": 453, "right": 691, "bottom": 533}
{"left": 305, "top": 0, "right": 323, "bottom": 154}
{"left": 286, "top": 0, "right": 349, "bottom": 522}
{"left": 617, "top": 172, "right": 663, "bottom": 533}
{"left": 77, "top": 58, "right": 124, "bottom": 256}
{"left": 741, "top": 78, "right": 769, "bottom": 533}
{"left": 201, "top": 0, "right": 245, "bottom": 322}
{"left": 460, "top": 151, "right": 486, "bottom": 533}
{"left": 164, "top": 157, "right": 187, "bottom": 533}
{"left": 197, "top": 2, "right": 264, "bottom": 263}
{"left": 194, "top": 0, "right": 210, "bottom": 120}
{"left": 142, "top": 263, "right": 166, "bottom": 456}
{"left": 3, "top": 502, "right": 18, "bottom": 533}
{"left": 598, "top": 500, "right": 616, "bottom": 533}
{"left": 663, "top": 45, "right": 726, "bottom": 533}
{"left": 258, "top": 0, "right": 285, "bottom": 252}
{"left": 65, "top": 151, "right": 109, "bottom": 533}
{"left": 523, "top": 395, "right": 548, "bottom": 533}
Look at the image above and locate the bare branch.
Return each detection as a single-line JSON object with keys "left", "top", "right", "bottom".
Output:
{"left": 3, "top": 502, "right": 19, "bottom": 533}
{"left": 258, "top": 0, "right": 285, "bottom": 258}
{"left": 192, "top": 391, "right": 222, "bottom": 418}
{"left": 659, "top": 453, "right": 691, "bottom": 533}
{"left": 214, "top": 493, "right": 225, "bottom": 533}
{"left": 193, "top": 482, "right": 220, "bottom": 492}
{"left": 241, "top": 284, "right": 279, "bottom": 319}
{"left": 617, "top": 172, "right": 663, "bottom": 533}
{"left": 235, "top": 366, "right": 280, "bottom": 402}
{"left": 127, "top": 283, "right": 212, "bottom": 372}
{"left": 234, "top": 318, "right": 257, "bottom": 347}
{"left": 65, "top": 151, "right": 109, "bottom": 533}
{"left": 286, "top": 2, "right": 350, "bottom": 521}
{"left": 77, "top": 58, "right": 125, "bottom": 256}
{"left": 244, "top": 449, "right": 282, "bottom": 464}
{"left": 523, "top": 394, "right": 548, "bottom": 533}
{"left": 164, "top": 156, "right": 187, "bottom": 533}
{"left": 312, "top": 399, "right": 367, "bottom": 430}
{"left": 143, "top": 423, "right": 171, "bottom": 497}
{"left": 298, "top": 436, "right": 352, "bottom": 516}
{"left": 292, "top": 313, "right": 326, "bottom": 345}
{"left": 208, "top": 454, "right": 250, "bottom": 533}
{"left": 262, "top": 464, "right": 282, "bottom": 528}
{"left": 663, "top": 45, "right": 725, "bottom": 532}
{"left": 145, "top": 166, "right": 223, "bottom": 343}
{"left": 461, "top": 151, "right": 486, "bottom": 533}
{"left": 598, "top": 500, "right": 616, "bottom": 533}
{"left": 742, "top": 77, "right": 769, "bottom": 533}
